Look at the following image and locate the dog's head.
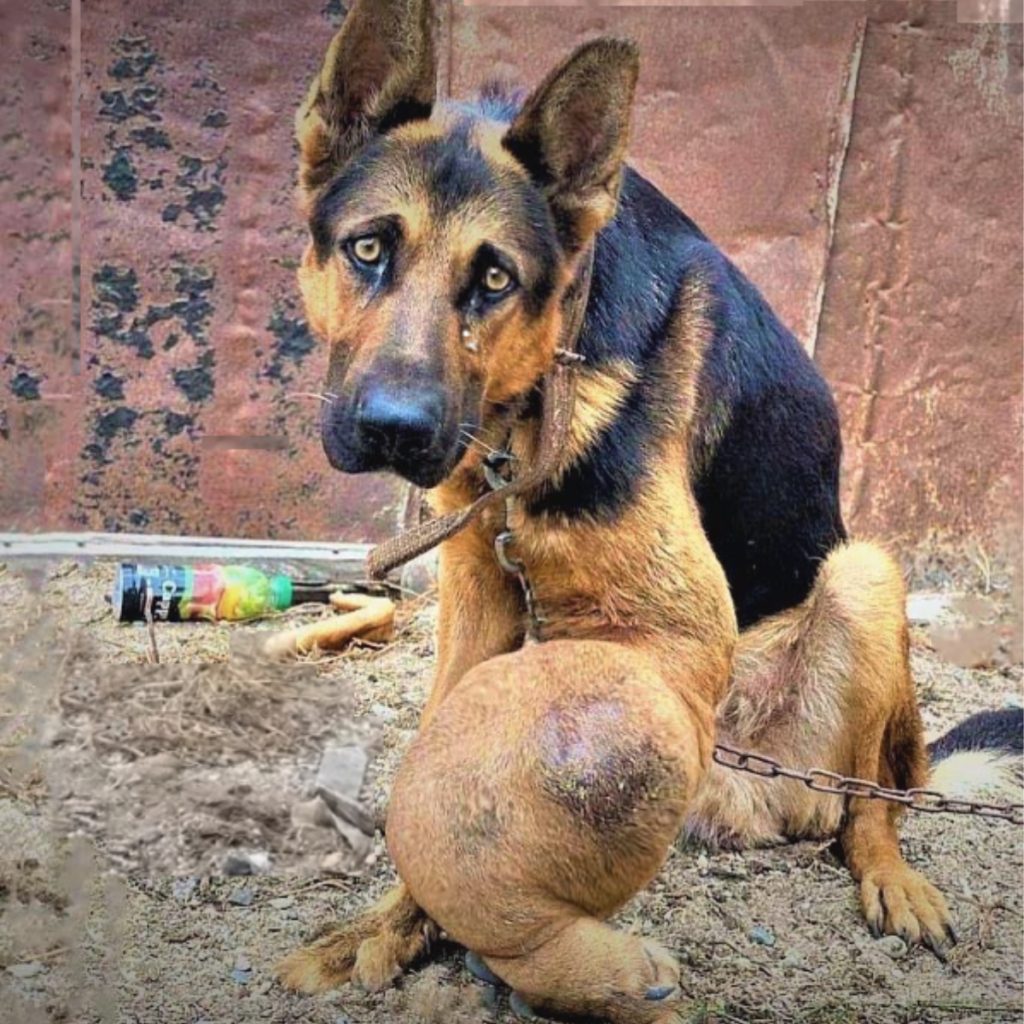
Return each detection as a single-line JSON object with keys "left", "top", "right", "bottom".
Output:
{"left": 295, "top": 0, "right": 639, "bottom": 489}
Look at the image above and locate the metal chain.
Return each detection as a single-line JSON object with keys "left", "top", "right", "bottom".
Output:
{"left": 713, "top": 743, "right": 1024, "bottom": 826}
{"left": 482, "top": 451, "right": 546, "bottom": 641}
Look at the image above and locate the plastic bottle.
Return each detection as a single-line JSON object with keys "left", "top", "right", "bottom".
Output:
{"left": 112, "top": 564, "right": 294, "bottom": 623}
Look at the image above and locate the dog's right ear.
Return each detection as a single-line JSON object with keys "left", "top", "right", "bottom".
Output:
{"left": 296, "top": 0, "right": 437, "bottom": 199}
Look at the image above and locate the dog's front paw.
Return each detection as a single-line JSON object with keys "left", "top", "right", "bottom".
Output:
{"left": 860, "top": 864, "right": 956, "bottom": 960}
{"left": 351, "top": 931, "right": 411, "bottom": 992}
{"left": 277, "top": 908, "right": 437, "bottom": 995}
{"left": 276, "top": 926, "right": 364, "bottom": 994}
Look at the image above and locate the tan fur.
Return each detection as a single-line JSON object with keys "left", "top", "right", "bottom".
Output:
{"left": 561, "top": 359, "right": 638, "bottom": 470}
{"left": 277, "top": 883, "right": 434, "bottom": 993}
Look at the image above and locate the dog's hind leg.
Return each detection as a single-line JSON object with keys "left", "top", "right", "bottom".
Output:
{"left": 688, "top": 541, "right": 954, "bottom": 953}
{"left": 839, "top": 670, "right": 956, "bottom": 957}
{"left": 819, "top": 544, "right": 955, "bottom": 956}
{"left": 276, "top": 883, "right": 436, "bottom": 994}
{"left": 841, "top": 720, "right": 955, "bottom": 957}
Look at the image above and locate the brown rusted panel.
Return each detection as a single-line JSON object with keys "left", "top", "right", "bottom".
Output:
{"left": 3, "top": 0, "right": 1020, "bottom": 550}
{"left": 451, "top": 3, "right": 865, "bottom": 351}
{"left": 0, "top": 0, "right": 74, "bottom": 530}
{"left": 73, "top": 0, "right": 404, "bottom": 542}
{"left": 815, "top": 6, "right": 1023, "bottom": 547}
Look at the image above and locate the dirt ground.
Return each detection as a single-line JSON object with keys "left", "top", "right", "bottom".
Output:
{"left": 0, "top": 555, "right": 1021, "bottom": 1024}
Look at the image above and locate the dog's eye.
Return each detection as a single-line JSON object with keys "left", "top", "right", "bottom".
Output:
{"left": 351, "top": 235, "right": 384, "bottom": 266}
{"left": 483, "top": 266, "right": 512, "bottom": 294}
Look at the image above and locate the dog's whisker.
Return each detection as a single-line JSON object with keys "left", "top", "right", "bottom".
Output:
{"left": 459, "top": 426, "right": 512, "bottom": 456}
{"left": 459, "top": 429, "right": 502, "bottom": 457}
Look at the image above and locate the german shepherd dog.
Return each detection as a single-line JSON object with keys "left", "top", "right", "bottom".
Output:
{"left": 277, "top": 1, "right": 1018, "bottom": 1019}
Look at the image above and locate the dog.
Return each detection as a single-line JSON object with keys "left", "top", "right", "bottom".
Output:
{"left": 276, "top": 2, "right": 1021, "bottom": 1019}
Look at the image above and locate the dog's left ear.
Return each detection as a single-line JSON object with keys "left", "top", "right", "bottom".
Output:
{"left": 296, "top": 0, "right": 437, "bottom": 200}
{"left": 503, "top": 38, "right": 640, "bottom": 250}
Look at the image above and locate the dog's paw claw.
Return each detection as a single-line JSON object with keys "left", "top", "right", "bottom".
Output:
{"left": 923, "top": 930, "right": 956, "bottom": 964}
{"left": 465, "top": 950, "right": 502, "bottom": 986}
{"left": 510, "top": 991, "right": 539, "bottom": 1019}
{"left": 645, "top": 984, "right": 678, "bottom": 1001}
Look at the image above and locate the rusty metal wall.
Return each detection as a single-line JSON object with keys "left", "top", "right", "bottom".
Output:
{"left": 1, "top": 0, "right": 1020, "bottom": 550}
{"left": 1, "top": 0, "right": 73, "bottom": 531}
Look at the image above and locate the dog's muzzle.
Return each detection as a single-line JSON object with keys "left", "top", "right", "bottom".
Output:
{"left": 321, "top": 381, "right": 457, "bottom": 489}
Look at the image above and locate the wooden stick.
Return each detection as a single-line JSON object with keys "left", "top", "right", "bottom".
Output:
{"left": 261, "top": 593, "right": 395, "bottom": 660}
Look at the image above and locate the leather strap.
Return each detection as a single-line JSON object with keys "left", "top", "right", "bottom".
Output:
{"left": 366, "top": 247, "right": 594, "bottom": 581}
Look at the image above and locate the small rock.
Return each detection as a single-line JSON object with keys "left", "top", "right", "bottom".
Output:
{"left": 223, "top": 853, "right": 254, "bottom": 877}
{"left": 875, "top": 935, "right": 908, "bottom": 960}
{"left": 230, "top": 967, "right": 252, "bottom": 985}
{"left": 234, "top": 953, "right": 252, "bottom": 972}
{"left": 334, "top": 1015, "right": 353, "bottom": 1024}
{"left": 748, "top": 925, "right": 775, "bottom": 947}
{"left": 172, "top": 876, "right": 199, "bottom": 902}
{"left": 223, "top": 851, "right": 271, "bottom": 877}
{"left": 6, "top": 962, "right": 46, "bottom": 979}
{"left": 906, "top": 592, "right": 960, "bottom": 626}
{"left": 316, "top": 745, "right": 368, "bottom": 802}
{"left": 131, "top": 752, "right": 181, "bottom": 784}
{"left": 317, "top": 787, "right": 376, "bottom": 838}
{"left": 321, "top": 852, "right": 347, "bottom": 874}
{"left": 333, "top": 819, "right": 374, "bottom": 862}
{"left": 781, "top": 949, "right": 806, "bottom": 969}
{"left": 248, "top": 851, "right": 271, "bottom": 874}
{"left": 228, "top": 886, "right": 255, "bottom": 907}
{"left": 269, "top": 896, "right": 295, "bottom": 910}
{"left": 370, "top": 703, "right": 399, "bottom": 723}
{"left": 696, "top": 853, "right": 710, "bottom": 875}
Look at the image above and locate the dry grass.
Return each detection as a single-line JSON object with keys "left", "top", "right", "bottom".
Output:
{"left": 55, "top": 632, "right": 357, "bottom": 762}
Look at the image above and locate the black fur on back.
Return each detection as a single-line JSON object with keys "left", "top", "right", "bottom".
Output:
{"left": 526, "top": 167, "right": 847, "bottom": 628}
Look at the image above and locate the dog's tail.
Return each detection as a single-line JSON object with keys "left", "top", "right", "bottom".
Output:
{"left": 926, "top": 706, "right": 1023, "bottom": 802}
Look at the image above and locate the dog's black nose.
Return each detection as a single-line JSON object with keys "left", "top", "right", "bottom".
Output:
{"left": 356, "top": 384, "right": 443, "bottom": 458}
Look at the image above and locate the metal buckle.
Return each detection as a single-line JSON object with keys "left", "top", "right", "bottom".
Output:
{"left": 494, "top": 530, "right": 525, "bottom": 576}
{"left": 483, "top": 450, "right": 515, "bottom": 492}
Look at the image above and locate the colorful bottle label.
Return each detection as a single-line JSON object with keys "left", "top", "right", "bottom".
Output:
{"left": 113, "top": 564, "right": 293, "bottom": 623}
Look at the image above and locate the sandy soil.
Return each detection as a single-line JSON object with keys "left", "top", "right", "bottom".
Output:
{"left": 0, "top": 557, "right": 1021, "bottom": 1024}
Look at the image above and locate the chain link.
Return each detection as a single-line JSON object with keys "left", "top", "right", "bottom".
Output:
{"left": 483, "top": 451, "right": 546, "bottom": 641}
{"left": 713, "top": 743, "right": 1024, "bottom": 825}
